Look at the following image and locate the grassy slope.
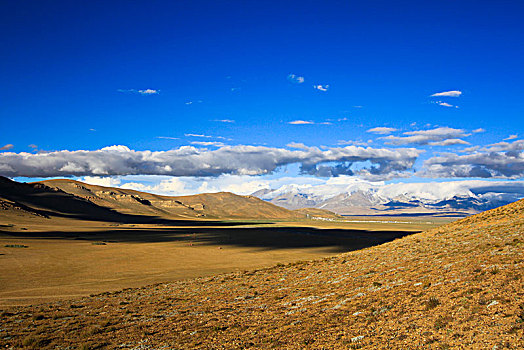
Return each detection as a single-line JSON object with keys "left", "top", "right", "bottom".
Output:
{"left": 1, "top": 200, "right": 522, "bottom": 348}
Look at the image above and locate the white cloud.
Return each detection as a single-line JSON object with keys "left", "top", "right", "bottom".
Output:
{"left": 337, "top": 140, "right": 370, "bottom": 146}
{"left": 430, "top": 90, "right": 462, "bottom": 97}
{"left": 460, "top": 146, "right": 480, "bottom": 153}
{"left": 157, "top": 136, "right": 179, "bottom": 140}
{"left": 436, "top": 101, "right": 457, "bottom": 108}
{"left": 287, "top": 120, "right": 332, "bottom": 125}
{"left": 185, "top": 133, "right": 213, "bottom": 138}
{"left": 421, "top": 139, "right": 524, "bottom": 178}
{"left": 213, "top": 119, "right": 235, "bottom": 123}
{"left": 118, "top": 89, "right": 159, "bottom": 95}
{"left": 504, "top": 134, "right": 518, "bottom": 140}
{"left": 81, "top": 176, "right": 122, "bottom": 187}
{"left": 288, "top": 120, "right": 314, "bottom": 125}
{"left": 367, "top": 127, "right": 397, "bottom": 135}
{"left": 481, "top": 139, "right": 524, "bottom": 152}
{"left": 121, "top": 178, "right": 187, "bottom": 195}
{"left": 138, "top": 89, "right": 159, "bottom": 95}
{"left": 0, "top": 144, "right": 14, "bottom": 151}
{"left": 190, "top": 141, "right": 225, "bottom": 147}
{"left": 382, "top": 127, "right": 470, "bottom": 146}
{"left": 287, "top": 74, "right": 305, "bottom": 84}
{"left": 428, "top": 139, "right": 470, "bottom": 146}
{"left": 313, "top": 84, "right": 329, "bottom": 92}
{"left": 286, "top": 142, "right": 310, "bottom": 150}
{"left": 472, "top": 128, "right": 485, "bottom": 133}
{"left": 0, "top": 144, "right": 422, "bottom": 180}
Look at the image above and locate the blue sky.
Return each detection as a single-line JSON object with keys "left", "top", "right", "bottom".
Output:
{"left": 1, "top": 1, "right": 523, "bottom": 196}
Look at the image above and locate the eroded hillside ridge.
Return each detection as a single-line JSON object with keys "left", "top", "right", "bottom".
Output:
{"left": 0, "top": 176, "right": 340, "bottom": 222}
{"left": 1, "top": 200, "right": 522, "bottom": 349}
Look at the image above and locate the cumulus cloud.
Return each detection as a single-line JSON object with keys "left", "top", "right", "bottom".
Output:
{"left": 0, "top": 144, "right": 14, "bottom": 151}
{"left": 382, "top": 127, "right": 470, "bottom": 146}
{"left": 504, "top": 134, "right": 518, "bottom": 140}
{"left": 287, "top": 74, "right": 305, "bottom": 84}
{"left": 430, "top": 90, "right": 462, "bottom": 97}
{"left": 0, "top": 144, "right": 423, "bottom": 180}
{"left": 367, "top": 127, "right": 397, "bottom": 135}
{"left": 313, "top": 84, "right": 329, "bottom": 92}
{"left": 481, "top": 139, "right": 524, "bottom": 152}
{"left": 421, "top": 139, "right": 524, "bottom": 178}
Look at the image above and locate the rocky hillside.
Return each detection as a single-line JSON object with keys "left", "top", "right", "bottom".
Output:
{"left": 1, "top": 199, "right": 522, "bottom": 349}
{"left": 1, "top": 177, "right": 339, "bottom": 223}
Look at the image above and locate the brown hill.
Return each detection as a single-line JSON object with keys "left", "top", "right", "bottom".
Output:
{"left": 1, "top": 177, "right": 340, "bottom": 224}
{"left": 36, "top": 178, "right": 311, "bottom": 220}
{"left": 1, "top": 198, "right": 522, "bottom": 348}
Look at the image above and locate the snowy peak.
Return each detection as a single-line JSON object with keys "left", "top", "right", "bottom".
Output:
{"left": 251, "top": 180, "right": 524, "bottom": 216}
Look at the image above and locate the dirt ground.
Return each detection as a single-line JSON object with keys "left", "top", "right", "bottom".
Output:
{"left": 0, "top": 218, "right": 440, "bottom": 307}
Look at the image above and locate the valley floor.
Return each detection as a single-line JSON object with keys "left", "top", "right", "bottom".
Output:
{"left": 0, "top": 218, "right": 431, "bottom": 307}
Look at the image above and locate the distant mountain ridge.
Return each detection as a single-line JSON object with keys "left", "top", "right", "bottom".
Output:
{"left": 252, "top": 182, "right": 523, "bottom": 216}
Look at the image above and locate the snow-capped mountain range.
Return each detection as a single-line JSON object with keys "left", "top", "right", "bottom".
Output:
{"left": 251, "top": 179, "right": 524, "bottom": 216}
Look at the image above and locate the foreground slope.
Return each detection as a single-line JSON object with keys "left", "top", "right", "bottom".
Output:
{"left": 1, "top": 200, "right": 522, "bottom": 348}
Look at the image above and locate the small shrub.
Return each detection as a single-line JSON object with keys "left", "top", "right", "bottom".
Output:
{"left": 22, "top": 335, "right": 49, "bottom": 347}
{"left": 434, "top": 315, "right": 452, "bottom": 330}
{"left": 4, "top": 244, "right": 28, "bottom": 248}
{"left": 32, "top": 314, "right": 45, "bottom": 321}
{"left": 425, "top": 297, "right": 440, "bottom": 310}
{"left": 82, "top": 325, "right": 102, "bottom": 337}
